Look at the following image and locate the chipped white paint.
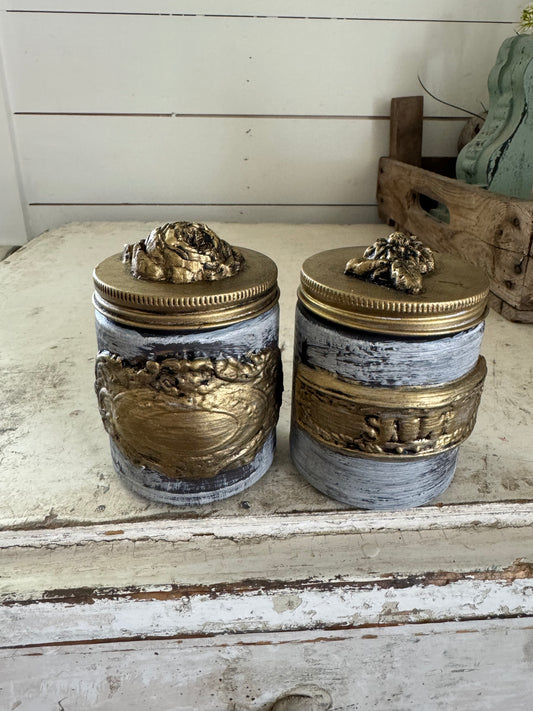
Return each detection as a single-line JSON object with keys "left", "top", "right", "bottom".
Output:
{"left": 2, "top": 578, "right": 533, "bottom": 648}
{"left": 2, "top": 620, "right": 533, "bottom": 710}
{"left": 294, "top": 304, "right": 485, "bottom": 387}
{"left": 95, "top": 305, "right": 280, "bottom": 505}
{"left": 2, "top": 505, "right": 533, "bottom": 599}
{"left": 291, "top": 288, "right": 486, "bottom": 509}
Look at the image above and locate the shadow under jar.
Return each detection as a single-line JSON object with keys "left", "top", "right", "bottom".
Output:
{"left": 290, "top": 232, "right": 489, "bottom": 511}
{"left": 93, "top": 222, "right": 281, "bottom": 505}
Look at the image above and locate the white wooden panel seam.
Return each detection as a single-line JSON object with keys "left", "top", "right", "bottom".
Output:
{"left": 3, "top": 10, "right": 518, "bottom": 24}
{"left": 28, "top": 203, "right": 376, "bottom": 206}
{"left": 2, "top": 12, "right": 517, "bottom": 21}
{"left": 2, "top": 1, "right": 525, "bottom": 23}
{"left": 12, "top": 113, "right": 467, "bottom": 121}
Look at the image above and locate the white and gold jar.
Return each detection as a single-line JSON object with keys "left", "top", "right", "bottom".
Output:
{"left": 290, "top": 232, "right": 489, "bottom": 510}
{"left": 93, "top": 222, "right": 281, "bottom": 505}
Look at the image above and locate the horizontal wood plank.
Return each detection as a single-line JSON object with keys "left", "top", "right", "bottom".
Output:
{"left": 14, "top": 116, "right": 464, "bottom": 206}
{"left": 1, "top": 13, "right": 511, "bottom": 116}
{"left": 2, "top": 578, "right": 533, "bottom": 645}
{"left": 2, "top": 511, "right": 533, "bottom": 599}
{"left": 1, "top": 620, "right": 533, "bottom": 710}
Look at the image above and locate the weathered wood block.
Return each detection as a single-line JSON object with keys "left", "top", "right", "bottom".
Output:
{"left": 377, "top": 156, "right": 533, "bottom": 323}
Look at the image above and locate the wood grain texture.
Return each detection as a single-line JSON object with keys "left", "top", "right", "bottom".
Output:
{"left": 3, "top": 507, "right": 533, "bottom": 600}
{"left": 377, "top": 157, "right": 533, "bottom": 310}
{"left": 489, "top": 292, "right": 533, "bottom": 322}
{"left": 389, "top": 96, "right": 423, "bottom": 166}
{"left": 2, "top": 620, "right": 533, "bottom": 710}
{"left": 3, "top": 577, "right": 533, "bottom": 646}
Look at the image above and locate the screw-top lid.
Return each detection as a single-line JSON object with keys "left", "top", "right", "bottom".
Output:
{"left": 298, "top": 232, "right": 490, "bottom": 335}
{"left": 93, "top": 221, "right": 279, "bottom": 330}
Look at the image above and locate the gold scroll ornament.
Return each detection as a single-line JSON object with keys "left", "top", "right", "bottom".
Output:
{"left": 293, "top": 359, "right": 486, "bottom": 457}
{"left": 95, "top": 348, "right": 281, "bottom": 479}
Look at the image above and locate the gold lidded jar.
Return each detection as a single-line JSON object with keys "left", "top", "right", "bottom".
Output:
{"left": 93, "top": 221, "right": 281, "bottom": 505}
{"left": 290, "top": 231, "right": 489, "bottom": 510}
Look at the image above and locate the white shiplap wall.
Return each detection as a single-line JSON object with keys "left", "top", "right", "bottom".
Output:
{"left": 0, "top": 1, "right": 524, "bottom": 243}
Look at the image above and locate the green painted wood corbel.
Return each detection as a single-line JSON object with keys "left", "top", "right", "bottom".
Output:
{"left": 456, "top": 34, "right": 533, "bottom": 199}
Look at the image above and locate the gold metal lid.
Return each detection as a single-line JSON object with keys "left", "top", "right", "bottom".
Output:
{"left": 298, "top": 232, "right": 490, "bottom": 336}
{"left": 93, "top": 222, "right": 279, "bottom": 330}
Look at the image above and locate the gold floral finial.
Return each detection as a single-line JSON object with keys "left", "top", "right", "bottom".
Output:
{"left": 123, "top": 221, "right": 245, "bottom": 283}
{"left": 344, "top": 231, "right": 435, "bottom": 294}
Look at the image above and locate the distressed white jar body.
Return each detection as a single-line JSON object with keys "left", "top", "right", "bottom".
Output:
{"left": 93, "top": 223, "right": 281, "bottom": 506}
{"left": 290, "top": 238, "right": 489, "bottom": 512}
{"left": 95, "top": 305, "right": 280, "bottom": 505}
{"left": 290, "top": 303, "right": 485, "bottom": 510}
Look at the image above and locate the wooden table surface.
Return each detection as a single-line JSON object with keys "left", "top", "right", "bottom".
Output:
{"left": 1, "top": 221, "right": 533, "bottom": 601}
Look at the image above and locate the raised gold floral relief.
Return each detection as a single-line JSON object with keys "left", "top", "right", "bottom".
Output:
{"left": 293, "top": 360, "right": 486, "bottom": 457}
{"left": 344, "top": 231, "right": 435, "bottom": 294}
{"left": 122, "top": 221, "right": 245, "bottom": 283}
{"left": 95, "top": 348, "right": 281, "bottom": 479}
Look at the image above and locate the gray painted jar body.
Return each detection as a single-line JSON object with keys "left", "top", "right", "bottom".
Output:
{"left": 290, "top": 305, "right": 485, "bottom": 511}
{"left": 95, "top": 306, "right": 280, "bottom": 505}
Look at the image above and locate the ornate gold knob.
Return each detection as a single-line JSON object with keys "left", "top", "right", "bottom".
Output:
{"left": 344, "top": 231, "right": 435, "bottom": 294}
{"left": 122, "top": 221, "right": 244, "bottom": 283}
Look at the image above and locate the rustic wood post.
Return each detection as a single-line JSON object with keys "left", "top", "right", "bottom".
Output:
{"left": 389, "top": 96, "right": 424, "bottom": 167}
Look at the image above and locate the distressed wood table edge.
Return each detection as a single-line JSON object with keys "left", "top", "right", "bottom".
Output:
{"left": 1, "top": 221, "right": 532, "bottom": 600}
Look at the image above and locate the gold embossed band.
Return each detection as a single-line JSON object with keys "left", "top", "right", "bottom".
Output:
{"left": 96, "top": 347, "right": 281, "bottom": 479}
{"left": 293, "top": 358, "right": 486, "bottom": 458}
